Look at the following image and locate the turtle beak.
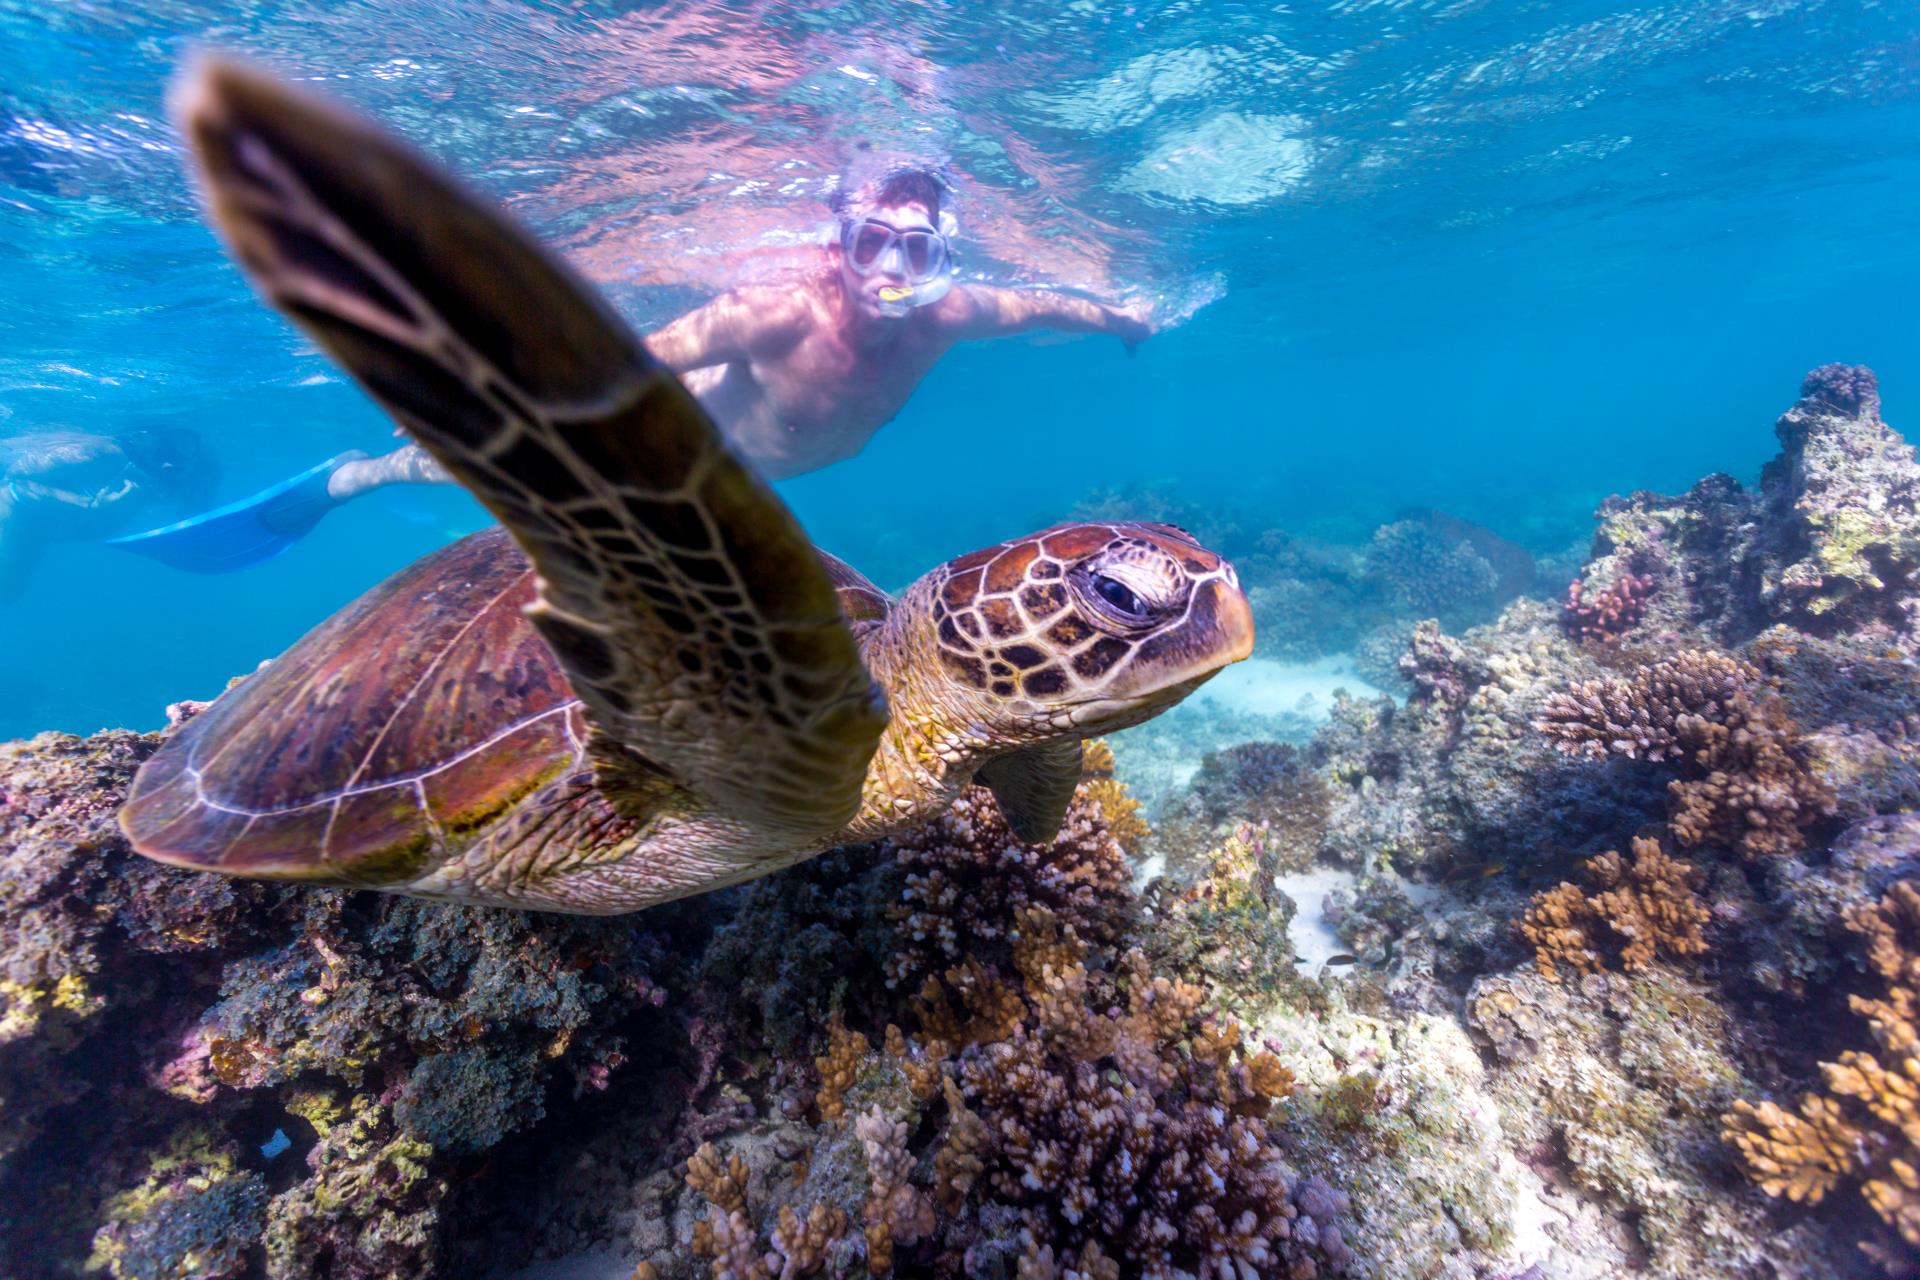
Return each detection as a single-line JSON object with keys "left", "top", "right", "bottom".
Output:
{"left": 1212, "top": 579, "right": 1255, "bottom": 665}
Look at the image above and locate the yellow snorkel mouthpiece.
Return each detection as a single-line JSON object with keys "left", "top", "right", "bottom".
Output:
{"left": 878, "top": 285, "right": 915, "bottom": 303}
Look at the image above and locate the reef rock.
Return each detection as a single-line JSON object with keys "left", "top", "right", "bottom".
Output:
{"left": 0, "top": 730, "right": 680, "bottom": 1280}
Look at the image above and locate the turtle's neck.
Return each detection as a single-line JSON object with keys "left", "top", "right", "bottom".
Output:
{"left": 835, "top": 580, "right": 992, "bottom": 843}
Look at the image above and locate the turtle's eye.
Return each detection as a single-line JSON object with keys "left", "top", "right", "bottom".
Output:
{"left": 1089, "top": 572, "right": 1147, "bottom": 620}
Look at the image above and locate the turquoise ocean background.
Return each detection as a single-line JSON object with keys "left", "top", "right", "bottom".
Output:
{"left": 2, "top": 0, "right": 1916, "bottom": 739}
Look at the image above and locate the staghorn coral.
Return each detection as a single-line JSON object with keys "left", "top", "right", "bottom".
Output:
{"left": 685, "top": 1141, "right": 850, "bottom": 1280}
{"left": 885, "top": 782, "right": 1133, "bottom": 992}
{"left": 854, "top": 1107, "right": 935, "bottom": 1274}
{"left": 1520, "top": 837, "right": 1711, "bottom": 982}
{"left": 1725, "top": 881, "right": 1920, "bottom": 1271}
{"left": 1537, "top": 651, "right": 1759, "bottom": 763}
{"left": 933, "top": 1072, "right": 988, "bottom": 1216}
{"left": 1537, "top": 651, "right": 1834, "bottom": 858}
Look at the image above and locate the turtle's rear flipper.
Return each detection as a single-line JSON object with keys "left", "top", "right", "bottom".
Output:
{"left": 175, "top": 58, "right": 887, "bottom": 845}
{"left": 108, "top": 451, "right": 363, "bottom": 573}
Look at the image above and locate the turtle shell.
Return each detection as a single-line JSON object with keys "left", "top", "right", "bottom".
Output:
{"left": 121, "top": 526, "right": 896, "bottom": 886}
{"left": 122, "top": 526, "right": 589, "bottom": 884}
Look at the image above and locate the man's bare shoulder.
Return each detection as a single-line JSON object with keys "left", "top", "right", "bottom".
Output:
{"left": 924, "top": 282, "right": 992, "bottom": 328}
{"left": 729, "top": 272, "right": 836, "bottom": 332}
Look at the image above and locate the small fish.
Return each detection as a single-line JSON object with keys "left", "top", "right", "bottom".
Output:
{"left": 1324, "top": 953, "right": 1359, "bottom": 966}
{"left": 1442, "top": 861, "right": 1506, "bottom": 884}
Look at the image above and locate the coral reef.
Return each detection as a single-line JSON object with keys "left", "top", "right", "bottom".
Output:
{"left": 1538, "top": 650, "right": 1835, "bottom": 858}
{"left": 1361, "top": 519, "right": 1501, "bottom": 632}
{"left": 1576, "top": 364, "right": 1920, "bottom": 644}
{"left": 1142, "top": 821, "right": 1310, "bottom": 1018}
{"left": 1463, "top": 968, "right": 1836, "bottom": 1276}
{"left": 1762, "top": 364, "right": 1920, "bottom": 631}
{"left": 1561, "top": 567, "right": 1654, "bottom": 641}
{"left": 883, "top": 783, "right": 1134, "bottom": 993}
{"left": 0, "top": 729, "right": 680, "bottom": 1279}
{"left": 1725, "top": 880, "right": 1920, "bottom": 1271}
{"left": 21, "top": 363, "right": 1920, "bottom": 1280}
{"left": 1519, "top": 836, "right": 1710, "bottom": 982}
{"left": 951, "top": 928, "right": 1337, "bottom": 1277}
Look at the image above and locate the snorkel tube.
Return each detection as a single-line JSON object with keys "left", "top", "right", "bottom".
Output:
{"left": 874, "top": 270, "right": 952, "bottom": 315}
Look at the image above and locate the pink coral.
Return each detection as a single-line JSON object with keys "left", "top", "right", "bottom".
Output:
{"left": 1562, "top": 571, "right": 1654, "bottom": 642}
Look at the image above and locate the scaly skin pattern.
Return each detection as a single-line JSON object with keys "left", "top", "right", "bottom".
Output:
{"left": 407, "top": 521, "right": 1250, "bottom": 912}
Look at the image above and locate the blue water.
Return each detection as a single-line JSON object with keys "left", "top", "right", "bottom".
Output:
{"left": 2, "top": 0, "right": 1917, "bottom": 738}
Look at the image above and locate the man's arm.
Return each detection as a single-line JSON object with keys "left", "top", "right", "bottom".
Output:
{"left": 941, "top": 284, "right": 1154, "bottom": 346}
{"left": 643, "top": 285, "right": 810, "bottom": 373}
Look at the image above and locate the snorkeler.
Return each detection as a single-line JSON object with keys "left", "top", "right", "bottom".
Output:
{"left": 0, "top": 428, "right": 218, "bottom": 599}
{"left": 642, "top": 166, "right": 1155, "bottom": 478}
{"left": 114, "top": 167, "right": 1153, "bottom": 570}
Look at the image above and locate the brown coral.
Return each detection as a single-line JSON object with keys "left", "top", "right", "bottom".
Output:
{"left": 1725, "top": 881, "right": 1920, "bottom": 1270}
{"left": 1536, "top": 651, "right": 1834, "bottom": 858}
{"left": 1537, "top": 651, "right": 1759, "bottom": 762}
{"left": 1562, "top": 570, "right": 1655, "bottom": 641}
{"left": 1082, "top": 734, "right": 1149, "bottom": 856}
{"left": 886, "top": 783, "right": 1133, "bottom": 991}
{"left": 684, "top": 1142, "right": 848, "bottom": 1279}
{"left": 813, "top": 1016, "right": 867, "bottom": 1123}
{"left": 947, "top": 933, "right": 1344, "bottom": 1277}
{"left": 1520, "top": 837, "right": 1711, "bottom": 982}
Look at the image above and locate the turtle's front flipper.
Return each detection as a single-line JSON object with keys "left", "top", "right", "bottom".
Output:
{"left": 176, "top": 59, "right": 886, "bottom": 842}
{"left": 975, "top": 739, "right": 1082, "bottom": 845}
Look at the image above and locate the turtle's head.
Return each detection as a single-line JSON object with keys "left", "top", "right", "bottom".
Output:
{"left": 918, "top": 521, "right": 1253, "bottom": 741}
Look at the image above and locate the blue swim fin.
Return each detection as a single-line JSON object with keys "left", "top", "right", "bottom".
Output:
{"left": 108, "top": 451, "right": 367, "bottom": 573}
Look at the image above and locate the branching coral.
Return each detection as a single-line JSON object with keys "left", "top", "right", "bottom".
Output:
{"left": 944, "top": 913, "right": 1338, "bottom": 1278}
{"left": 1520, "top": 837, "right": 1711, "bottom": 982}
{"left": 1537, "top": 651, "right": 1759, "bottom": 763}
{"left": 885, "top": 783, "right": 1133, "bottom": 991}
{"left": 813, "top": 1016, "right": 867, "bottom": 1123}
{"left": 1562, "top": 570, "right": 1655, "bottom": 642}
{"left": 686, "top": 1142, "right": 849, "bottom": 1280}
{"left": 1537, "top": 651, "right": 1834, "bottom": 858}
{"left": 855, "top": 1107, "right": 935, "bottom": 1275}
{"left": 1725, "top": 881, "right": 1920, "bottom": 1271}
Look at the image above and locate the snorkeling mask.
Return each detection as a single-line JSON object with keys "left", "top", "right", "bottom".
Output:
{"left": 839, "top": 210, "right": 957, "bottom": 314}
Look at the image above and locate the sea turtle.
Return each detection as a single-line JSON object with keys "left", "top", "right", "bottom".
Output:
{"left": 119, "top": 61, "right": 1254, "bottom": 914}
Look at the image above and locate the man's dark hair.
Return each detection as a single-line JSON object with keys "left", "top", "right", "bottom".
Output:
{"left": 836, "top": 166, "right": 946, "bottom": 220}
